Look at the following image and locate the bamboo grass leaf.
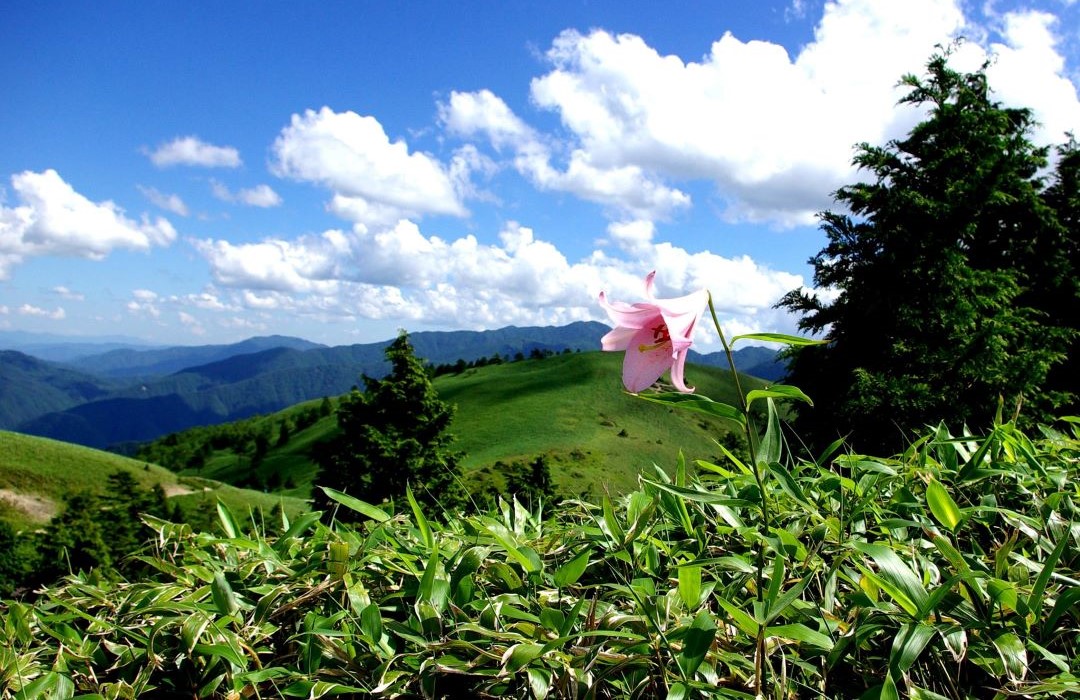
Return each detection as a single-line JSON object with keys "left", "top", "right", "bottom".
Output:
{"left": 319, "top": 486, "right": 390, "bottom": 522}
{"left": 853, "top": 542, "right": 929, "bottom": 618}
{"left": 553, "top": 549, "right": 590, "bottom": 588}
{"left": 889, "top": 622, "right": 935, "bottom": 674}
{"left": 766, "top": 461, "right": 812, "bottom": 508}
{"left": 716, "top": 596, "right": 758, "bottom": 637}
{"left": 677, "top": 611, "right": 716, "bottom": 677}
{"left": 503, "top": 642, "right": 544, "bottom": 673}
{"left": 765, "top": 572, "right": 812, "bottom": 625}
{"left": 406, "top": 483, "right": 434, "bottom": 551}
{"left": 211, "top": 572, "right": 239, "bottom": 617}
{"left": 678, "top": 565, "right": 702, "bottom": 610}
{"left": 1028, "top": 530, "right": 1070, "bottom": 617}
{"left": 992, "top": 631, "right": 1028, "bottom": 682}
{"left": 601, "top": 495, "right": 625, "bottom": 545}
{"left": 216, "top": 500, "right": 241, "bottom": 539}
{"left": 925, "top": 479, "right": 962, "bottom": 531}
{"left": 758, "top": 398, "right": 782, "bottom": 466}
{"left": 764, "top": 623, "right": 835, "bottom": 651}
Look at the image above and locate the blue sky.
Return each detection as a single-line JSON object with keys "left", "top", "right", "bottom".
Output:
{"left": 2, "top": 0, "right": 1079, "bottom": 348}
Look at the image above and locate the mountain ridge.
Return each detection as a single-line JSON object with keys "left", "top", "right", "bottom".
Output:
{"left": 8, "top": 321, "right": 784, "bottom": 450}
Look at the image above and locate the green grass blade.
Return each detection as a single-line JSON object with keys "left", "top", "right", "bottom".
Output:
{"left": 406, "top": 483, "right": 434, "bottom": 551}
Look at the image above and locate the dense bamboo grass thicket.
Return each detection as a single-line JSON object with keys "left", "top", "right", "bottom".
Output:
{"left": 2, "top": 415, "right": 1077, "bottom": 699}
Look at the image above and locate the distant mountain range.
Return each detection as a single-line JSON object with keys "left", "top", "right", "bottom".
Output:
{"left": 0, "top": 322, "right": 785, "bottom": 450}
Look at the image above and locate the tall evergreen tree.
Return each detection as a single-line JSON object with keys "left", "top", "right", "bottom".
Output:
{"left": 313, "top": 331, "right": 466, "bottom": 518}
{"left": 779, "top": 53, "right": 1077, "bottom": 454}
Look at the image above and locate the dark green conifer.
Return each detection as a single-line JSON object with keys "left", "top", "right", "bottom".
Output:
{"left": 313, "top": 331, "right": 466, "bottom": 518}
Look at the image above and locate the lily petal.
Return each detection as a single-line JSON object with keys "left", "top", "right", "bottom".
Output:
{"left": 600, "top": 325, "right": 637, "bottom": 351}
{"left": 598, "top": 292, "right": 659, "bottom": 330}
{"left": 656, "top": 289, "right": 709, "bottom": 342}
{"left": 621, "top": 326, "right": 673, "bottom": 393}
{"left": 669, "top": 348, "right": 695, "bottom": 393}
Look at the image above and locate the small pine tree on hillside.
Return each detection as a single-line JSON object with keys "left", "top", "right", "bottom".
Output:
{"left": 313, "top": 331, "right": 466, "bottom": 519}
{"left": 505, "top": 456, "right": 557, "bottom": 508}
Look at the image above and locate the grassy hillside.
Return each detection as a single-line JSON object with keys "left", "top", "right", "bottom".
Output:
{"left": 0, "top": 430, "right": 305, "bottom": 531}
{"left": 155, "top": 351, "right": 762, "bottom": 500}
{"left": 441, "top": 351, "right": 758, "bottom": 496}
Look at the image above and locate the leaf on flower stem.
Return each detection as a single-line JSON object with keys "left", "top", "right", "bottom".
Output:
{"left": 745, "top": 384, "right": 814, "bottom": 409}
{"left": 730, "top": 332, "right": 828, "bottom": 346}
{"left": 635, "top": 392, "right": 745, "bottom": 426}
{"left": 757, "top": 398, "right": 782, "bottom": 466}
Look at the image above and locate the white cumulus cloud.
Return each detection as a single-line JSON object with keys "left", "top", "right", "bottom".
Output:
{"left": 443, "top": 0, "right": 1080, "bottom": 227}
{"left": 138, "top": 185, "right": 190, "bottom": 216}
{"left": 18, "top": 303, "right": 66, "bottom": 320}
{"left": 0, "top": 169, "right": 177, "bottom": 279}
{"left": 442, "top": 89, "right": 691, "bottom": 220}
{"left": 271, "top": 107, "right": 467, "bottom": 226}
{"left": 211, "top": 181, "right": 283, "bottom": 207}
{"left": 146, "top": 136, "right": 242, "bottom": 168}
{"left": 52, "top": 286, "right": 84, "bottom": 301}
{"left": 191, "top": 216, "right": 806, "bottom": 347}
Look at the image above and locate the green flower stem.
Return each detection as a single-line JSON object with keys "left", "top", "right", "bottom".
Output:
{"left": 707, "top": 292, "right": 771, "bottom": 693}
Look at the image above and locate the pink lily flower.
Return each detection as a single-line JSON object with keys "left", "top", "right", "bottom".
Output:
{"left": 598, "top": 271, "right": 708, "bottom": 393}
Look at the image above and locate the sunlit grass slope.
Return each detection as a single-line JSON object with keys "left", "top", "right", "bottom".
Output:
{"left": 0, "top": 430, "right": 305, "bottom": 530}
{"left": 167, "top": 351, "right": 764, "bottom": 500}
{"left": 441, "top": 351, "right": 759, "bottom": 496}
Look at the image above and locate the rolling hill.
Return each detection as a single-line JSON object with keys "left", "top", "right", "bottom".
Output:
{"left": 0, "top": 430, "right": 306, "bottom": 531}
{"left": 142, "top": 350, "right": 762, "bottom": 501}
